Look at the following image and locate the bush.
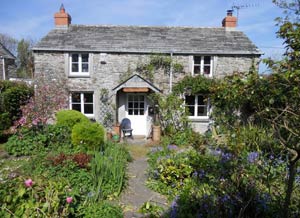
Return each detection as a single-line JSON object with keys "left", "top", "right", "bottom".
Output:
{"left": 80, "top": 201, "right": 123, "bottom": 218}
{"left": 71, "top": 122, "right": 105, "bottom": 151}
{"left": 0, "top": 112, "right": 11, "bottom": 130}
{"left": 5, "top": 125, "right": 72, "bottom": 156}
{"left": 56, "top": 110, "right": 90, "bottom": 129}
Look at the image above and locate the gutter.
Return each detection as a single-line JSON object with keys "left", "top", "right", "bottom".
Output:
{"left": 32, "top": 47, "right": 262, "bottom": 56}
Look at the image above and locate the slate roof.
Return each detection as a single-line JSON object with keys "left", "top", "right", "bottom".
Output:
{"left": 0, "top": 42, "right": 15, "bottom": 59}
{"left": 33, "top": 25, "right": 261, "bottom": 55}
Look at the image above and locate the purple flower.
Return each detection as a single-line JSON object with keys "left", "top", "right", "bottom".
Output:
{"left": 210, "top": 148, "right": 222, "bottom": 156}
{"left": 167, "top": 144, "right": 178, "bottom": 150}
{"left": 247, "top": 152, "right": 259, "bottom": 163}
{"left": 221, "top": 152, "right": 233, "bottom": 162}
{"left": 170, "top": 196, "right": 178, "bottom": 218}
{"left": 151, "top": 146, "right": 163, "bottom": 153}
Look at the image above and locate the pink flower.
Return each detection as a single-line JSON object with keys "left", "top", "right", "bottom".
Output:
{"left": 66, "top": 197, "right": 73, "bottom": 204}
{"left": 24, "top": 179, "right": 33, "bottom": 187}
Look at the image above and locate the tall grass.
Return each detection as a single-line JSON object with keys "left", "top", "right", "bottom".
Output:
{"left": 90, "top": 142, "right": 130, "bottom": 201}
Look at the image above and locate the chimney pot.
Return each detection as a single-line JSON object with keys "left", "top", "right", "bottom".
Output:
{"left": 222, "top": 10, "right": 237, "bottom": 29}
{"left": 54, "top": 4, "right": 71, "bottom": 28}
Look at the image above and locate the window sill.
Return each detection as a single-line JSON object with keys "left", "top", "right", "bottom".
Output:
{"left": 69, "top": 73, "right": 90, "bottom": 78}
{"left": 85, "top": 114, "right": 94, "bottom": 118}
{"left": 188, "top": 116, "right": 210, "bottom": 122}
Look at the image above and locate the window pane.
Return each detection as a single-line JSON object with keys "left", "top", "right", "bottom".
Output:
{"left": 204, "top": 56, "right": 211, "bottom": 64}
{"left": 134, "top": 96, "right": 139, "bottom": 101}
{"left": 72, "top": 93, "right": 81, "bottom": 103}
{"left": 186, "top": 106, "right": 194, "bottom": 116}
{"left": 194, "top": 56, "right": 201, "bottom": 64}
{"left": 82, "top": 64, "right": 89, "bottom": 72}
{"left": 198, "top": 106, "right": 207, "bottom": 116}
{"left": 194, "top": 66, "right": 200, "bottom": 74}
{"left": 128, "top": 95, "right": 133, "bottom": 101}
{"left": 139, "top": 95, "right": 144, "bottom": 101}
{"left": 128, "top": 109, "right": 133, "bottom": 115}
{"left": 140, "top": 102, "right": 144, "bottom": 108}
{"left": 72, "top": 64, "right": 79, "bottom": 72}
{"left": 84, "top": 104, "right": 93, "bottom": 114}
{"left": 72, "top": 104, "right": 81, "bottom": 112}
{"left": 185, "top": 95, "right": 195, "bottom": 105}
{"left": 134, "top": 103, "right": 138, "bottom": 108}
{"left": 134, "top": 109, "right": 138, "bottom": 115}
{"left": 197, "top": 95, "right": 205, "bottom": 105}
{"left": 204, "top": 66, "right": 210, "bottom": 74}
{"left": 72, "top": 54, "right": 79, "bottom": 62}
{"left": 140, "top": 109, "right": 144, "bottom": 115}
{"left": 84, "top": 93, "right": 93, "bottom": 103}
{"left": 82, "top": 54, "right": 89, "bottom": 62}
{"left": 128, "top": 102, "right": 133, "bottom": 108}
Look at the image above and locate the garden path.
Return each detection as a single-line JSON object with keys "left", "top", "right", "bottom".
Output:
{"left": 119, "top": 139, "right": 168, "bottom": 218}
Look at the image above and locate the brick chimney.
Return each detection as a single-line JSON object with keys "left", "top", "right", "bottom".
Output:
{"left": 54, "top": 4, "right": 71, "bottom": 28}
{"left": 222, "top": 10, "right": 237, "bottom": 28}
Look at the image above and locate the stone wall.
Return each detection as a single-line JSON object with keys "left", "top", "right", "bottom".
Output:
{"left": 214, "top": 55, "right": 260, "bottom": 78}
{"left": 34, "top": 51, "right": 259, "bottom": 131}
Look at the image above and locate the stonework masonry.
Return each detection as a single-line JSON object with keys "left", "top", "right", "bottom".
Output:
{"left": 34, "top": 51, "right": 259, "bottom": 131}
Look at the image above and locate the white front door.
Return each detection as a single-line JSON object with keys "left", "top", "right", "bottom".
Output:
{"left": 126, "top": 94, "right": 147, "bottom": 136}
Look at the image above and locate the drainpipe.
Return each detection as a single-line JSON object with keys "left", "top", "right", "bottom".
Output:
{"left": 169, "top": 52, "right": 173, "bottom": 93}
{"left": 0, "top": 56, "right": 5, "bottom": 80}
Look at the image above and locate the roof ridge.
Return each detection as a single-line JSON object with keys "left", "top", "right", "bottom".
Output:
{"left": 69, "top": 24, "right": 236, "bottom": 30}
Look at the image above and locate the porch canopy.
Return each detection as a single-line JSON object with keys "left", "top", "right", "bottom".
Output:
{"left": 112, "top": 74, "right": 161, "bottom": 93}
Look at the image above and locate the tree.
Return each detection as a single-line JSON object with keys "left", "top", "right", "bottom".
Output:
{"left": 16, "top": 39, "right": 34, "bottom": 78}
{"left": 0, "top": 33, "right": 17, "bottom": 56}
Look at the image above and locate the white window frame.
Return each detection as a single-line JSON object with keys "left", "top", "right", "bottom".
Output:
{"left": 192, "top": 56, "right": 213, "bottom": 77}
{"left": 69, "top": 92, "right": 94, "bottom": 118}
{"left": 185, "top": 94, "right": 210, "bottom": 119}
{"left": 69, "top": 53, "right": 90, "bottom": 76}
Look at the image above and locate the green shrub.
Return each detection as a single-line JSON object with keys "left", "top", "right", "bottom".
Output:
{"left": 56, "top": 110, "right": 90, "bottom": 129}
{"left": 4, "top": 125, "right": 72, "bottom": 156}
{"left": 0, "top": 176, "right": 78, "bottom": 217}
{"left": 0, "top": 112, "right": 11, "bottom": 131}
{"left": 80, "top": 201, "right": 123, "bottom": 218}
{"left": 5, "top": 131, "right": 47, "bottom": 156}
{"left": 1, "top": 84, "right": 33, "bottom": 121}
{"left": 71, "top": 122, "right": 105, "bottom": 151}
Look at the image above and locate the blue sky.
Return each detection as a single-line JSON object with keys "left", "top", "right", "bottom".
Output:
{"left": 0, "top": 0, "right": 285, "bottom": 73}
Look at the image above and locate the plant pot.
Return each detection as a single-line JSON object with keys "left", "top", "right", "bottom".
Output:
{"left": 106, "top": 132, "right": 112, "bottom": 140}
{"left": 112, "top": 134, "right": 120, "bottom": 142}
{"left": 152, "top": 125, "right": 161, "bottom": 142}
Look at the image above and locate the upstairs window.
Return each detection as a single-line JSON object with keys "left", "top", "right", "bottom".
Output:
{"left": 193, "top": 56, "right": 212, "bottom": 77}
{"left": 69, "top": 53, "right": 89, "bottom": 76}
{"left": 185, "top": 95, "right": 209, "bottom": 118}
{"left": 70, "top": 92, "right": 94, "bottom": 117}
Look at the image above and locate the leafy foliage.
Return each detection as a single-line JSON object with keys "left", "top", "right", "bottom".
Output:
{"left": 56, "top": 110, "right": 90, "bottom": 129}
{"left": 0, "top": 81, "right": 33, "bottom": 138}
{"left": 136, "top": 54, "right": 184, "bottom": 82}
{"left": 71, "top": 122, "right": 105, "bottom": 151}
{"left": 150, "top": 93, "right": 189, "bottom": 135}
{"left": 90, "top": 142, "right": 130, "bottom": 201}
{"left": 173, "top": 74, "right": 213, "bottom": 95}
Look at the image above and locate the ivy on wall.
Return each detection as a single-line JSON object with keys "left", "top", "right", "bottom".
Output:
{"left": 173, "top": 75, "right": 213, "bottom": 95}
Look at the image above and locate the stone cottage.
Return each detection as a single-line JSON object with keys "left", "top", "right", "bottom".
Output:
{"left": 0, "top": 43, "right": 16, "bottom": 80}
{"left": 33, "top": 5, "right": 261, "bottom": 136}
